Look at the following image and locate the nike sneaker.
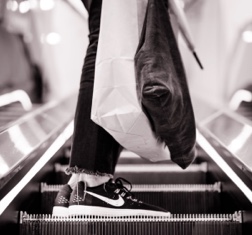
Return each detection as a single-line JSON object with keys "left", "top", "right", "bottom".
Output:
{"left": 68, "top": 178, "right": 171, "bottom": 216}
{"left": 52, "top": 184, "right": 72, "bottom": 216}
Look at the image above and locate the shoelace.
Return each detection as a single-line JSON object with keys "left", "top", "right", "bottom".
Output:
{"left": 113, "top": 177, "right": 141, "bottom": 202}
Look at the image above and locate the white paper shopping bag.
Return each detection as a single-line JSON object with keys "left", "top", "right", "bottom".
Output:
{"left": 91, "top": 0, "right": 170, "bottom": 162}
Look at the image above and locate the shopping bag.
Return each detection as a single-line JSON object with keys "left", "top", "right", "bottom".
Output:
{"left": 91, "top": 0, "right": 170, "bottom": 162}
{"left": 135, "top": 0, "right": 196, "bottom": 168}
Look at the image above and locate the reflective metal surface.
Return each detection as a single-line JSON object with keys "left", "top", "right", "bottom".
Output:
{"left": 0, "top": 95, "right": 76, "bottom": 182}
{"left": 200, "top": 110, "right": 252, "bottom": 172}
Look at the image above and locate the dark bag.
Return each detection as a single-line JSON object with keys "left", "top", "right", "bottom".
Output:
{"left": 135, "top": 0, "right": 196, "bottom": 169}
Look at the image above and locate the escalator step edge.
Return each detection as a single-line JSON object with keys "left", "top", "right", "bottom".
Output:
{"left": 19, "top": 211, "right": 242, "bottom": 235}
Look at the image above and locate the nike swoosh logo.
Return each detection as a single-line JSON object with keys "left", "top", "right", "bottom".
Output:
{"left": 86, "top": 191, "right": 125, "bottom": 207}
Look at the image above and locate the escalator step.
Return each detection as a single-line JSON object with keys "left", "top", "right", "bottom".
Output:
{"left": 19, "top": 211, "right": 242, "bottom": 235}
{"left": 117, "top": 150, "right": 165, "bottom": 164}
{"left": 114, "top": 163, "right": 207, "bottom": 184}
{"left": 54, "top": 163, "right": 207, "bottom": 185}
{"left": 40, "top": 183, "right": 221, "bottom": 214}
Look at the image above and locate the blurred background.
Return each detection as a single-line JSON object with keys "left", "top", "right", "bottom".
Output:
{"left": 180, "top": 0, "right": 252, "bottom": 121}
{"left": 0, "top": 0, "right": 89, "bottom": 103}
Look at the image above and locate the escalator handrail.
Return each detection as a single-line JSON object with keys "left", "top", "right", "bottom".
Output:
{"left": 0, "top": 94, "right": 76, "bottom": 216}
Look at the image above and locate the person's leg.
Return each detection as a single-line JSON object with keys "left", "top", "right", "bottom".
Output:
{"left": 66, "top": 0, "right": 122, "bottom": 185}
{"left": 53, "top": 0, "right": 170, "bottom": 217}
{"left": 52, "top": 0, "right": 122, "bottom": 216}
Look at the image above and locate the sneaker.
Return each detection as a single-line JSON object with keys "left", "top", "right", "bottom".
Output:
{"left": 52, "top": 184, "right": 72, "bottom": 216}
{"left": 68, "top": 178, "right": 171, "bottom": 216}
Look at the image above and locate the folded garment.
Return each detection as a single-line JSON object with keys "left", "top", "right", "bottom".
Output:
{"left": 135, "top": 0, "right": 196, "bottom": 169}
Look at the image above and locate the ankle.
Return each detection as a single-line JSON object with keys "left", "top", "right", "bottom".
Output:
{"left": 67, "top": 173, "right": 112, "bottom": 188}
{"left": 80, "top": 174, "right": 111, "bottom": 187}
{"left": 67, "top": 174, "right": 79, "bottom": 189}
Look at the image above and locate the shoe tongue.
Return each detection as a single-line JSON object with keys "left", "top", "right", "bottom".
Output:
{"left": 106, "top": 179, "right": 117, "bottom": 186}
{"left": 108, "top": 178, "right": 115, "bottom": 183}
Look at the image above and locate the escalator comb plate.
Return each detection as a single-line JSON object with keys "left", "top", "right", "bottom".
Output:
{"left": 19, "top": 211, "right": 242, "bottom": 235}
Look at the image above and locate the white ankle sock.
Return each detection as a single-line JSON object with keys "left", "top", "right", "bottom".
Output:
{"left": 67, "top": 174, "right": 79, "bottom": 189}
{"left": 67, "top": 173, "right": 111, "bottom": 188}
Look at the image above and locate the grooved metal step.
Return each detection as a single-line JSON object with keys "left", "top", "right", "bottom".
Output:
{"left": 40, "top": 182, "right": 221, "bottom": 214}
{"left": 54, "top": 162, "right": 208, "bottom": 184}
{"left": 19, "top": 211, "right": 242, "bottom": 235}
{"left": 114, "top": 163, "right": 207, "bottom": 184}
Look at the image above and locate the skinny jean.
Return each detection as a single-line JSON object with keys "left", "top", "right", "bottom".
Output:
{"left": 66, "top": 0, "right": 122, "bottom": 177}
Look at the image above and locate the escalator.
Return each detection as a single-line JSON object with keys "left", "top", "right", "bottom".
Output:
{"left": 0, "top": 95, "right": 252, "bottom": 235}
{"left": 0, "top": 90, "right": 40, "bottom": 132}
{"left": 19, "top": 148, "right": 247, "bottom": 235}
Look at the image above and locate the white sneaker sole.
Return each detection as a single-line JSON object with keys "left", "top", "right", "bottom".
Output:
{"left": 69, "top": 205, "right": 171, "bottom": 217}
{"left": 52, "top": 206, "right": 69, "bottom": 216}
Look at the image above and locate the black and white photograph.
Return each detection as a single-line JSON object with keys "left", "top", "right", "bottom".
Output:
{"left": 0, "top": 0, "right": 252, "bottom": 234}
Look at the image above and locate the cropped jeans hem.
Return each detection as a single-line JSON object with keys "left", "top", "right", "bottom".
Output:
{"left": 65, "top": 166, "right": 114, "bottom": 179}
